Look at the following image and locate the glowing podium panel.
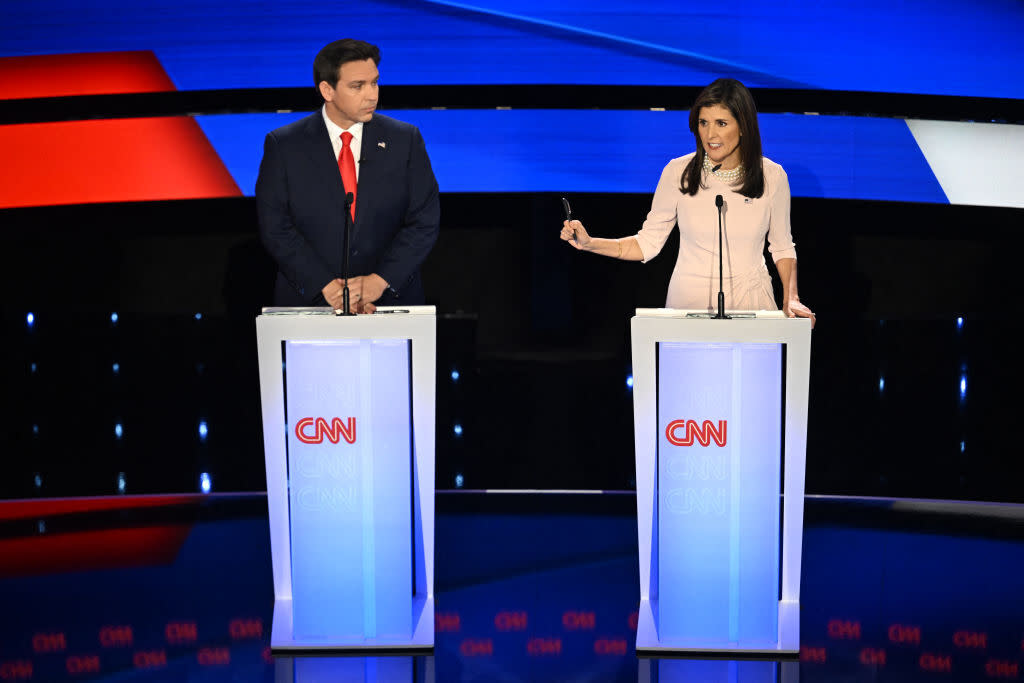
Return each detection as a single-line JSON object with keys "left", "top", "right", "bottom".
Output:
{"left": 256, "top": 306, "right": 435, "bottom": 652}
{"left": 631, "top": 309, "right": 811, "bottom": 656}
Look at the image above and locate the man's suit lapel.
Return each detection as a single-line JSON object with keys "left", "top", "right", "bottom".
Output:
{"left": 300, "top": 113, "right": 347, "bottom": 218}
{"left": 354, "top": 117, "right": 387, "bottom": 237}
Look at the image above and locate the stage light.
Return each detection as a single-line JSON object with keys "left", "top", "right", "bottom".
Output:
{"left": 956, "top": 316, "right": 964, "bottom": 329}
{"left": 32, "top": 424, "right": 39, "bottom": 435}
{"left": 33, "top": 474, "right": 42, "bottom": 488}
{"left": 114, "top": 423, "right": 123, "bottom": 439}
{"left": 879, "top": 377, "right": 885, "bottom": 392}
{"left": 453, "top": 424, "right": 463, "bottom": 436}
{"left": 30, "top": 362, "right": 37, "bottom": 373}
{"left": 451, "top": 369, "right": 460, "bottom": 381}
{"left": 117, "top": 472, "right": 126, "bottom": 494}
{"left": 195, "top": 313, "right": 203, "bottom": 321}
{"left": 37, "top": 521, "right": 45, "bottom": 534}
{"left": 626, "top": 374, "right": 634, "bottom": 389}
{"left": 110, "top": 312, "right": 119, "bottom": 324}
{"left": 959, "top": 376, "right": 967, "bottom": 399}
{"left": 200, "top": 472, "right": 212, "bottom": 494}
{"left": 112, "top": 362, "right": 120, "bottom": 374}
{"left": 26, "top": 312, "right": 34, "bottom": 327}
{"left": 199, "top": 421, "right": 208, "bottom": 440}
{"left": 960, "top": 441, "right": 966, "bottom": 453}
{"left": 455, "top": 473, "right": 464, "bottom": 488}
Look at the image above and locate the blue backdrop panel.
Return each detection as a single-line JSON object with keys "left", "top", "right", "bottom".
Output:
{"left": 2, "top": 0, "right": 1022, "bottom": 97}
{"left": 284, "top": 339, "right": 413, "bottom": 641}
{"left": 197, "top": 110, "right": 947, "bottom": 202}
{"left": 656, "top": 342, "right": 781, "bottom": 646}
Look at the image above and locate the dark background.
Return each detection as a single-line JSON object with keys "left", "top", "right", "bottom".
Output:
{"left": 3, "top": 148, "right": 1023, "bottom": 500}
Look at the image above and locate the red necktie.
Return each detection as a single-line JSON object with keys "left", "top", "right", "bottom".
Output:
{"left": 338, "top": 131, "right": 357, "bottom": 221}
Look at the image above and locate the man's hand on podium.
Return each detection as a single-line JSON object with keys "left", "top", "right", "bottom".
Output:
{"left": 321, "top": 278, "right": 346, "bottom": 310}
{"left": 784, "top": 298, "right": 816, "bottom": 328}
{"left": 321, "top": 275, "right": 387, "bottom": 314}
{"left": 344, "top": 274, "right": 388, "bottom": 314}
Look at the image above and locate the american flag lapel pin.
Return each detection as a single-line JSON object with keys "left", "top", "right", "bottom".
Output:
{"left": 378, "top": 141, "right": 386, "bottom": 149}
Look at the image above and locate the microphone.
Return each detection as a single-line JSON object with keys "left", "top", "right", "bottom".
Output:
{"left": 339, "top": 192, "right": 356, "bottom": 316}
{"left": 711, "top": 164, "right": 722, "bottom": 173}
{"left": 713, "top": 194, "right": 729, "bottom": 320}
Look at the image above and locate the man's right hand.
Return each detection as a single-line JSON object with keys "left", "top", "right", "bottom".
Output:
{"left": 321, "top": 278, "right": 346, "bottom": 310}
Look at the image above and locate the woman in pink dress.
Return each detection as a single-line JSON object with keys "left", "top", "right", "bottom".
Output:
{"left": 561, "top": 78, "right": 815, "bottom": 325}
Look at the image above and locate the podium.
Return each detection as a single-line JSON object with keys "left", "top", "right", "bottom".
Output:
{"left": 631, "top": 309, "right": 811, "bottom": 656}
{"left": 256, "top": 307, "right": 436, "bottom": 651}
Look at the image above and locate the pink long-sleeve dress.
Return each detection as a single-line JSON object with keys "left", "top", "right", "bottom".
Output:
{"left": 633, "top": 153, "right": 797, "bottom": 311}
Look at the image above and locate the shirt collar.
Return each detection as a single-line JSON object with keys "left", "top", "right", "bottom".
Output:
{"left": 322, "top": 105, "right": 363, "bottom": 145}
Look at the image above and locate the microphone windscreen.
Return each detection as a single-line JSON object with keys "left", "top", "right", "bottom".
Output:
{"left": 715, "top": 194, "right": 724, "bottom": 208}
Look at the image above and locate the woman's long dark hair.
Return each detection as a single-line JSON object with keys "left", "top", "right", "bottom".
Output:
{"left": 680, "top": 78, "right": 764, "bottom": 199}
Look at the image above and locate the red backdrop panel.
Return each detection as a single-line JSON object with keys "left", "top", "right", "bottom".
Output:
{"left": 0, "top": 117, "right": 242, "bottom": 208}
{"left": 0, "top": 51, "right": 176, "bottom": 100}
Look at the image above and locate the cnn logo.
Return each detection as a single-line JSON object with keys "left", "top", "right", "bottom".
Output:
{"left": 665, "top": 419, "right": 727, "bottom": 447}
{"left": 295, "top": 417, "right": 356, "bottom": 444}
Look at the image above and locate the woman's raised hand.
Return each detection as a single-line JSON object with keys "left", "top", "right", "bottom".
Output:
{"left": 560, "top": 219, "right": 591, "bottom": 250}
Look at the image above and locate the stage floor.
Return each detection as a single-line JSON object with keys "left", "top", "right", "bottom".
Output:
{"left": 1, "top": 492, "right": 1021, "bottom": 681}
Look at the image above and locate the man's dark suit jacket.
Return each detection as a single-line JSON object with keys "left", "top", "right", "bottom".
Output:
{"left": 256, "top": 111, "right": 440, "bottom": 306}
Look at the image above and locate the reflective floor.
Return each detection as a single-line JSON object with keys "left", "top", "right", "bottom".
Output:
{"left": 1, "top": 493, "right": 1022, "bottom": 682}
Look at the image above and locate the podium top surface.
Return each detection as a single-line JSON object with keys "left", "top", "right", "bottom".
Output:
{"left": 631, "top": 308, "right": 811, "bottom": 344}
{"left": 260, "top": 305, "right": 436, "bottom": 316}
{"left": 634, "top": 308, "right": 785, "bottom": 319}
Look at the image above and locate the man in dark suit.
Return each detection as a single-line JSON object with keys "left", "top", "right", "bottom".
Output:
{"left": 256, "top": 39, "right": 440, "bottom": 313}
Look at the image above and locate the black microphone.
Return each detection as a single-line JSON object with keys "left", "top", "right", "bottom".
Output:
{"left": 339, "top": 192, "right": 356, "bottom": 316}
{"left": 711, "top": 164, "right": 722, "bottom": 173}
{"left": 713, "top": 194, "right": 729, "bottom": 320}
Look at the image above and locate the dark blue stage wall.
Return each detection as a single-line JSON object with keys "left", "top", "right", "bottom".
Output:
{"left": 2, "top": 0, "right": 1023, "bottom": 97}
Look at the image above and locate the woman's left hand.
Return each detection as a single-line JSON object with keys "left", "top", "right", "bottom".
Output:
{"left": 784, "top": 299, "right": 816, "bottom": 328}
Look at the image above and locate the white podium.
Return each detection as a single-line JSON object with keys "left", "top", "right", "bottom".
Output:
{"left": 631, "top": 309, "right": 811, "bottom": 656}
{"left": 256, "top": 306, "right": 436, "bottom": 652}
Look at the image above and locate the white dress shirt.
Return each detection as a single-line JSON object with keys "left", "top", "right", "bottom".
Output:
{"left": 322, "top": 106, "right": 363, "bottom": 180}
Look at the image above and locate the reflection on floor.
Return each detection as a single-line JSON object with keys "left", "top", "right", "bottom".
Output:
{"left": 0, "top": 493, "right": 1021, "bottom": 682}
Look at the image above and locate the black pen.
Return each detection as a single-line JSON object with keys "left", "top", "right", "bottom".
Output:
{"left": 562, "top": 197, "right": 578, "bottom": 243}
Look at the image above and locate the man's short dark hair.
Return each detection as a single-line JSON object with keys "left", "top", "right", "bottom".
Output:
{"left": 314, "top": 39, "right": 381, "bottom": 89}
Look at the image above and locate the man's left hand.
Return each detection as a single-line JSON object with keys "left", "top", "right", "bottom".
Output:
{"left": 345, "top": 274, "right": 389, "bottom": 314}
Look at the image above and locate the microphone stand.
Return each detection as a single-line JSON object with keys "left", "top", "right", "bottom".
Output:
{"left": 339, "top": 192, "right": 356, "bottom": 316}
{"left": 714, "top": 194, "right": 729, "bottom": 319}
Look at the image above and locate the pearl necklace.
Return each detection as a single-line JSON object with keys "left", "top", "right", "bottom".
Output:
{"left": 703, "top": 154, "right": 743, "bottom": 182}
